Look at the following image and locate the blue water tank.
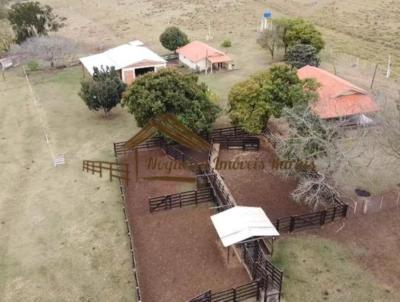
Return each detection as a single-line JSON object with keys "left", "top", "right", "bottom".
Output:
{"left": 264, "top": 10, "right": 272, "bottom": 18}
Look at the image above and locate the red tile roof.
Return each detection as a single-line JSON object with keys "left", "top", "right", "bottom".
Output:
{"left": 176, "top": 41, "right": 232, "bottom": 63}
{"left": 298, "top": 66, "right": 379, "bottom": 119}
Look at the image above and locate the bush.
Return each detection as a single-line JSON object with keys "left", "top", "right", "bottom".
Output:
{"left": 221, "top": 39, "right": 232, "bottom": 48}
{"left": 27, "top": 60, "right": 39, "bottom": 71}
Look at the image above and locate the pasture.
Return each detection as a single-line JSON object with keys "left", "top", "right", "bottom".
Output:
{"left": 0, "top": 67, "right": 137, "bottom": 301}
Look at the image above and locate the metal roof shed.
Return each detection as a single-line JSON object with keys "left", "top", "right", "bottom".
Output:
{"left": 211, "top": 206, "right": 279, "bottom": 247}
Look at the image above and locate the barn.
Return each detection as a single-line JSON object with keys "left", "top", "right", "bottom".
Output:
{"left": 176, "top": 41, "right": 234, "bottom": 73}
{"left": 79, "top": 40, "right": 167, "bottom": 84}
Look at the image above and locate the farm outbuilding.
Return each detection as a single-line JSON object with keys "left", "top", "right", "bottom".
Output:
{"left": 176, "top": 41, "right": 234, "bottom": 73}
{"left": 298, "top": 66, "right": 379, "bottom": 125}
{"left": 79, "top": 40, "right": 167, "bottom": 84}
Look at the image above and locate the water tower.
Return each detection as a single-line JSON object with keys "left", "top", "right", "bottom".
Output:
{"left": 260, "top": 10, "right": 272, "bottom": 31}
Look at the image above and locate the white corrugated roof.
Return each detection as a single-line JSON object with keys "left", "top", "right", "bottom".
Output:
{"left": 211, "top": 206, "right": 279, "bottom": 247}
{"left": 80, "top": 40, "right": 166, "bottom": 75}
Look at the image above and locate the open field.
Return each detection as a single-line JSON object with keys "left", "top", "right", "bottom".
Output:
{"left": 0, "top": 67, "right": 137, "bottom": 301}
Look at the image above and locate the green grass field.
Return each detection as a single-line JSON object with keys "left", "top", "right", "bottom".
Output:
{"left": 0, "top": 67, "right": 137, "bottom": 301}
{"left": 272, "top": 236, "right": 397, "bottom": 302}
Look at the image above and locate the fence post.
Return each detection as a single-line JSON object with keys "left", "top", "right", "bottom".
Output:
{"left": 179, "top": 193, "right": 182, "bottom": 208}
{"left": 332, "top": 206, "right": 337, "bottom": 221}
{"left": 275, "top": 219, "right": 280, "bottom": 231}
{"left": 289, "top": 216, "right": 295, "bottom": 232}
{"left": 99, "top": 162, "right": 102, "bottom": 178}
{"left": 342, "top": 204, "right": 348, "bottom": 218}
{"left": 233, "top": 288, "right": 237, "bottom": 302}
{"left": 109, "top": 163, "right": 113, "bottom": 181}
{"left": 320, "top": 210, "right": 327, "bottom": 226}
{"left": 195, "top": 190, "right": 198, "bottom": 206}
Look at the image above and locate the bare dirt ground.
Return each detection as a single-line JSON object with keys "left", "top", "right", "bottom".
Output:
{"left": 123, "top": 150, "right": 250, "bottom": 302}
{"left": 314, "top": 208, "right": 400, "bottom": 297}
{"left": 218, "top": 139, "right": 310, "bottom": 222}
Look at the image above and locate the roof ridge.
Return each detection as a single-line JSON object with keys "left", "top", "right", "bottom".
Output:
{"left": 302, "top": 65, "right": 368, "bottom": 95}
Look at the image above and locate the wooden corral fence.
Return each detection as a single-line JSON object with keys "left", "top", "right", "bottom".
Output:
{"left": 114, "top": 136, "right": 164, "bottom": 157}
{"left": 114, "top": 125, "right": 255, "bottom": 158}
{"left": 82, "top": 160, "right": 129, "bottom": 182}
{"left": 205, "top": 126, "right": 252, "bottom": 141}
{"left": 212, "top": 136, "right": 260, "bottom": 151}
{"left": 112, "top": 151, "right": 143, "bottom": 302}
{"left": 205, "top": 169, "right": 236, "bottom": 211}
{"left": 149, "top": 187, "right": 215, "bottom": 213}
{"left": 241, "top": 241, "right": 283, "bottom": 302}
{"left": 189, "top": 281, "right": 261, "bottom": 302}
{"left": 275, "top": 199, "right": 348, "bottom": 233}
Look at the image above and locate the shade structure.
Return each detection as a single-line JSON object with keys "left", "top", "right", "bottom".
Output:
{"left": 211, "top": 206, "right": 279, "bottom": 247}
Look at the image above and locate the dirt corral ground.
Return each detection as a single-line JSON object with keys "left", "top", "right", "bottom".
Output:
{"left": 218, "top": 139, "right": 310, "bottom": 222}
{"left": 123, "top": 150, "right": 250, "bottom": 302}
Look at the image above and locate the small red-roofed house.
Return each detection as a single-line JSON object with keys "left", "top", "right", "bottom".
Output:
{"left": 176, "top": 41, "right": 234, "bottom": 73}
{"left": 298, "top": 66, "right": 379, "bottom": 125}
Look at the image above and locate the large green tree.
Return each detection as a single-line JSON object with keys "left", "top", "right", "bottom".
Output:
{"left": 8, "top": 1, "right": 65, "bottom": 44}
{"left": 159, "top": 26, "right": 189, "bottom": 52}
{"left": 79, "top": 67, "right": 126, "bottom": 115}
{"left": 122, "top": 69, "right": 220, "bottom": 135}
{"left": 229, "top": 64, "right": 318, "bottom": 134}
{"left": 275, "top": 18, "right": 324, "bottom": 54}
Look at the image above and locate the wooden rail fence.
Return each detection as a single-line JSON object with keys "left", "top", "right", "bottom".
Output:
{"left": 241, "top": 242, "right": 283, "bottom": 301}
{"left": 114, "top": 126, "right": 255, "bottom": 157}
{"left": 275, "top": 201, "right": 348, "bottom": 233}
{"left": 82, "top": 160, "right": 129, "bottom": 182}
{"left": 149, "top": 187, "right": 215, "bottom": 213}
{"left": 212, "top": 136, "right": 260, "bottom": 151}
{"left": 189, "top": 281, "right": 260, "bottom": 302}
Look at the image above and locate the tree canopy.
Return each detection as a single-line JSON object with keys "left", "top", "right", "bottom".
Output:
{"left": 286, "top": 43, "right": 320, "bottom": 69}
{"left": 122, "top": 69, "right": 220, "bottom": 135}
{"left": 159, "top": 26, "right": 189, "bottom": 52}
{"left": 8, "top": 1, "right": 65, "bottom": 44}
{"left": 79, "top": 67, "right": 126, "bottom": 115}
{"left": 281, "top": 18, "right": 324, "bottom": 53}
{"left": 229, "top": 64, "right": 318, "bottom": 134}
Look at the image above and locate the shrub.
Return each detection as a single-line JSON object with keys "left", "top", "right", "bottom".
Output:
{"left": 27, "top": 60, "right": 39, "bottom": 71}
{"left": 221, "top": 39, "right": 232, "bottom": 48}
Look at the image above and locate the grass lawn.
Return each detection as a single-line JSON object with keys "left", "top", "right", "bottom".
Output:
{"left": 0, "top": 66, "right": 137, "bottom": 301}
{"left": 272, "top": 236, "right": 397, "bottom": 302}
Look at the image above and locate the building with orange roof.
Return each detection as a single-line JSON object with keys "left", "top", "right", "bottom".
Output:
{"left": 297, "top": 66, "right": 379, "bottom": 124}
{"left": 176, "top": 41, "right": 234, "bottom": 73}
